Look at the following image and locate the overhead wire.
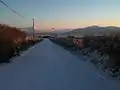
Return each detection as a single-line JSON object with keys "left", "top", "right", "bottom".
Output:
{"left": 0, "top": 0, "right": 30, "bottom": 20}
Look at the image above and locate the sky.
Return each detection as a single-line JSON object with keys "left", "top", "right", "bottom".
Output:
{"left": 0, "top": 0, "right": 120, "bottom": 30}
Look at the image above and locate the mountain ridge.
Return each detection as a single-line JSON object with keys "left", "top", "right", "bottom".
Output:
{"left": 63, "top": 26, "right": 120, "bottom": 36}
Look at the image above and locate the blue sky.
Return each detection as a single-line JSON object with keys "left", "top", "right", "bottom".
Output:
{"left": 0, "top": 0, "right": 120, "bottom": 30}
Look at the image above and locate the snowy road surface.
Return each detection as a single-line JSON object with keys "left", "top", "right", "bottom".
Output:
{"left": 0, "top": 39, "right": 120, "bottom": 90}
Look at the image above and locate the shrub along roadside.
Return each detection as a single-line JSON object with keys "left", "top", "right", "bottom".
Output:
{"left": 0, "top": 24, "right": 43, "bottom": 63}
{"left": 50, "top": 36, "right": 120, "bottom": 79}
{"left": 50, "top": 38, "right": 78, "bottom": 51}
{"left": 81, "top": 36, "right": 120, "bottom": 78}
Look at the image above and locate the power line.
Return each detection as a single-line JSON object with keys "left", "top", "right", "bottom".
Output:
{"left": 0, "top": 0, "right": 35, "bottom": 38}
{"left": 0, "top": 0, "right": 30, "bottom": 20}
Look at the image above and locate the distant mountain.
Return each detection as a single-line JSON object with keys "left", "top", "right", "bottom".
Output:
{"left": 63, "top": 26, "right": 120, "bottom": 36}
{"left": 20, "top": 27, "right": 71, "bottom": 36}
{"left": 51, "top": 29, "right": 72, "bottom": 34}
{"left": 21, "top": 26, "right": 120, "bottom": 37}
{"left": 20, "top": 27, "right": 41, "bottom": 36}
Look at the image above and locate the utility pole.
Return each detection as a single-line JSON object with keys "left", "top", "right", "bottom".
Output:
{"left": 32, "top": 18, "right": 35, "bottom": 39}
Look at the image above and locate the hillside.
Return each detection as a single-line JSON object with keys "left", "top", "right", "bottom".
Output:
{"left": 63, "top": 26, "right": 120, "bottom": 36}
{"left": 0, "top": 24, "right": 26, "bottom": 62}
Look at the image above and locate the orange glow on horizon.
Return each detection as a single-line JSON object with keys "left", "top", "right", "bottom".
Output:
{"left": 35, "top": 19, "right": 120, "bottom": 30}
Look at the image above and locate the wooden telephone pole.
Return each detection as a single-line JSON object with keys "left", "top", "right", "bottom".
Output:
{"left": 33, "top": 18, "right": 35, "bottom": 39}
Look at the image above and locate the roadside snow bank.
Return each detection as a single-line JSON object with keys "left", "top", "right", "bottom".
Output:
{"left": 80, "top": 47, "right": 120, "bottom": 79}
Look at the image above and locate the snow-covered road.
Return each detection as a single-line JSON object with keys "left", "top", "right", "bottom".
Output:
{"left": 0, "top": 39, "right": 120, "bottom": 90}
